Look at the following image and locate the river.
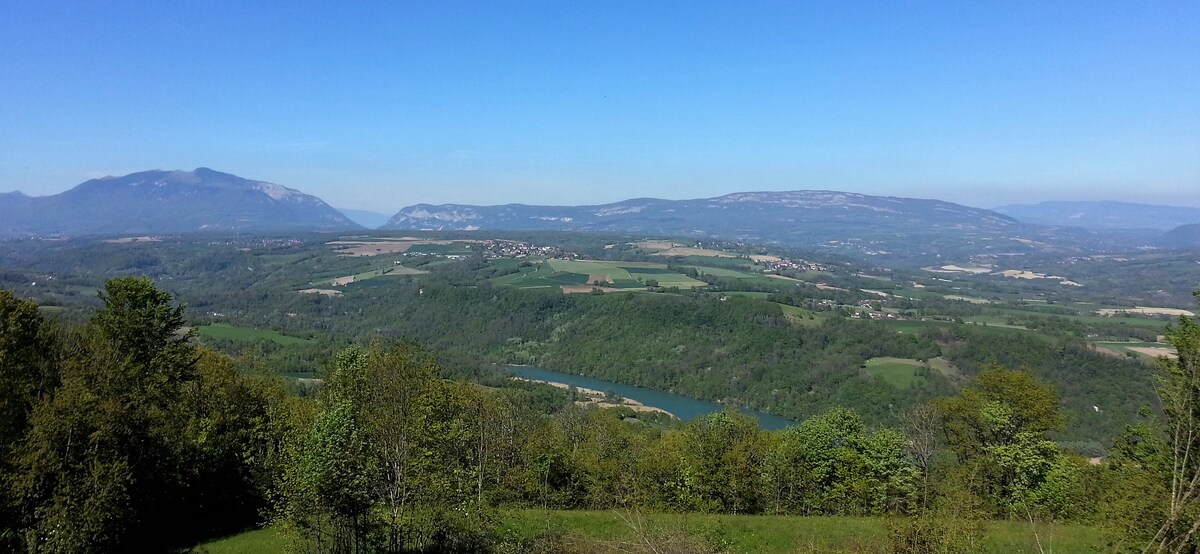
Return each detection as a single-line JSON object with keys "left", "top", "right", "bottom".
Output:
{"left": 505, "top": 365, "right": 795, "bottom": 430}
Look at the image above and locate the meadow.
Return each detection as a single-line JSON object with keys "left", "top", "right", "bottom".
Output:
{"left": 195, "top": 323, "right": 311, "bottom": 345}
{"left": 863, "top": 357, "right": 927, "bottom": 388}
{"left": 195, "top": 510, "right": 1103, "bottom": 554}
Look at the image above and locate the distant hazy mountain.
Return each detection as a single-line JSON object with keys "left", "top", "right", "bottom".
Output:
{"left": 0, "top": 168, "right": 359, "bottom": 237}
{"left": 995, "top": 201, "right": 1200, "bottom": 231}
{"left": 337, "top": 208, "right": 392, "bottom": 229}
{"left": 383, "top": 190, "right": 1046, "bottom": 261}
{"left": 1159, "top": 223, "right": 1200, "bottom": 249}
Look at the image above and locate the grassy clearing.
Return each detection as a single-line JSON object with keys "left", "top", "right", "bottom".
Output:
{"left": 775, "top": 303, "right": 824, "bottom": 327}
{"left": 193, "top": 527, "right": 283, "bottom": 553}
{"left": 880, "top": 319, "right": 1034, "bottom": 338}
{"left": 196, "top": 511, "right": 1101, "bottom": 553}
{"left": 927, "top": 356, "right": 961, "bottom": 380}
{"left": 196, "top": 324, "right": 311, "bottom": 345}
{"left": 863, "top": 357, "right": 926, "bottom": 388}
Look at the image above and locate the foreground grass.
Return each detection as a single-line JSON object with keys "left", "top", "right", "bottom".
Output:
{"left": 193, "top": 527, "right": 283, "bottom": 553}
{"left": 502, "top": 510, "right": 1100, "bottom": 553}
{"left": 196, "top": 510, "right": 1101, "bottom": 553}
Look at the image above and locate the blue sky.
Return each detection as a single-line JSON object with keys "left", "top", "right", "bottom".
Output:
{"left": 1, "top": 1, "right": 1197, "bottom": 211}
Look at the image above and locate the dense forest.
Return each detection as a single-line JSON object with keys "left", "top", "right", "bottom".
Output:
{"left": 1, "top": 279, "right": 1199, "bottom": 552}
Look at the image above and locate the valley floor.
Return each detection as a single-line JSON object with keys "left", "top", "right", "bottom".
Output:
{"left": 194, "top": 510, "right": 1102, "bottom": 553}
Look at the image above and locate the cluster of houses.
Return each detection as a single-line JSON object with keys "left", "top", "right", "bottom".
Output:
{"left": 762, "top": 257, "right": 828, "bottom": 272}
{"left": 479, "top": 240, "right": 577, "bottom": 260}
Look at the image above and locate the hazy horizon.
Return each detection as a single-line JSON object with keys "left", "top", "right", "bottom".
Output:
{"left": 6, "top": 166, "right": 1200, "bottom": 215}
{"left": 2, "top": 3, "right": 1197, "bottom": 212}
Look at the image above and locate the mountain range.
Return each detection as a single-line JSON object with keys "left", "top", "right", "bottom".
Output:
{"left": 381, "top": 192, "right": 1166, "bottom": 262}
{"left": 3, "top": 169, "right": 1198, "bottom": 261}
{"left": 0, "top": 168, "right": 358, "bottom": 237}
{"left": 995, "top": 201, "right": 1200, "bottom": 231}
{"left": 382, "top": 191, "right": 1025, "bottom": 257}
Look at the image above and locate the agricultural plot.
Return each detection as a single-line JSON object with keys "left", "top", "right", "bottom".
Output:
{"left": 312, "top": 265, "right": 428, "bottom": 287}
{"left": 329, "top": 238, "right": 478, "bottom": 257}
{"left": 197, "top": 324, "right": 311, "bottom": 345}
{"left": 405, "top": 242, "right": 474, "bottom": 255}
{"left": 492, "top": 263, "right": 589, "bottom": 289}
{"left": 863, "top": 357, "right": 927, "bottom": 388}
{"left": 492, "top": 259, "right": 708, "bottom": 291}
{"left": 1092, "top": 340, "right": 1177, "bottom": 360}
{"left": 650, "top": 246, "right": 737, "bottom": 258}
{"left": 675, "top": 255, "right": 757, "bottom": 267}
{"left": 684, "top": 265, "right": 757, "bottom": 279}
{"left": 547, "top": 259, "right": 635, "bottom": 281}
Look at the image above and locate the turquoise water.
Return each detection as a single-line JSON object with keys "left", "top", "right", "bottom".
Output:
{"left": 506, "top": 365, "right": 796, "bottom": 430}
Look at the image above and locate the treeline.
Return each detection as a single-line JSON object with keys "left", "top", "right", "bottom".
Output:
{"left": 3, "top": 280, "right": 1199, "bottom": 552}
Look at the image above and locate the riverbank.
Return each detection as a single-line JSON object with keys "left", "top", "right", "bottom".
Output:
{"left": 511, "top": 377, "right": 676, "bottom": 417}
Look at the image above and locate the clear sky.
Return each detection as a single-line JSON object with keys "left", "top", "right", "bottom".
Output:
{"left": 1, "top": 1, "right": 1197, "bottom": 212}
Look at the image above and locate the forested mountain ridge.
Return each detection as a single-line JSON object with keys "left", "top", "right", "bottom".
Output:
{"left": 385, "top": 190, "right": 1019, "bottom": 234}
{"left": 382, "top": 191, "right": 1161, "bottom": 263}
{"left": 0, "top": 168, "right": 359, "bottom": 237}
{"left": 1159, "top": 223, "right": 1200, "bottom": 249}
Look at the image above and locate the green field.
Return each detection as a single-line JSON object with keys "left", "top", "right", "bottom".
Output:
{"left": 549, "top": 259, "right": 636, "bottom": 281}
{"left": 314, "top": 265, "right": 428, "bottom": 287}
{"left": 494, "top": 259, "right": 707, "bottom": 290}
{"left": 492, "top": 263, "right": 589, "bottom": 288}
{"left": 196, "top": 324, "right": 311, "bottom": 345}
{"left": 864, "top": 357, "right": 926, "bottom": 388}
{"left": 196, "top": 510, "right": 1101, "bottom": 554}
{"left": 684, "top": 265, "right": 758, "bottom": 279}
{"left": 195, "top": 527, "right": 283, "bottom": 553}
{"left": 985, "top": 306, "right": 1168, "bottom": 329}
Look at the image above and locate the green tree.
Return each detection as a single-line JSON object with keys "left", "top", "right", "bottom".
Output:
{"left": 1144, "top": 306, "right": 1200, "bottom": 553}
{"left": 0, "top": 290, "right": 55, "bottom": 457}
{"left": 9, "top": 277, "right": 201, "bottom": 552}
{"left": 762, "top": 408, "right": 916, "bottom": 516}
{"left": 936, "top": 367, "right": 1071, "bottom": 518}
{"left": 673, "top": 410, "right": 768, "bottom": 514}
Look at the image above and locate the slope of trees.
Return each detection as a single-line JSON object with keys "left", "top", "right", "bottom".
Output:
{"left": 2, "top": 281, "right": 1197, "bottom": 553}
